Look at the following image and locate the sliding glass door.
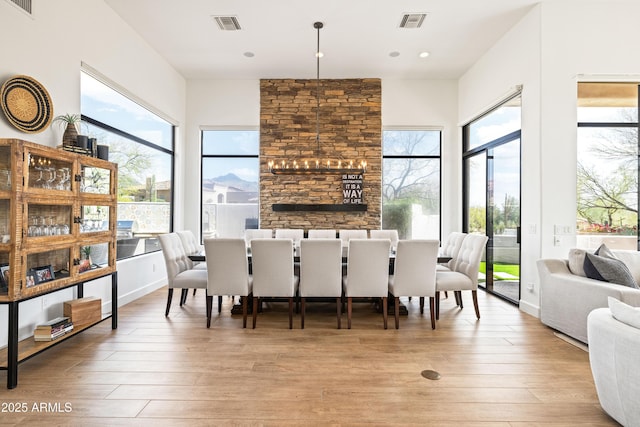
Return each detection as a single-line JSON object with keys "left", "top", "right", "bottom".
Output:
{"left": 463, "top": 94, "right": 521, "bottom": 304}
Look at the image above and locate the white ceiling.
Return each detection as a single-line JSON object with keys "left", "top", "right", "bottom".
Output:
{"left": 104, "top": 0, "right": 544, "bottom": 80}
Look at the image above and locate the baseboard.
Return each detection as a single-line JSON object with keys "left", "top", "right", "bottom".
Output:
{"left": 553, "top": 332, "right": 589, "bottom": 352}
{"left": 117, "top": 279, "right": 166, "bottom": 307}
{"left": 518, "top": 299, "right": 539, "bottom": 318}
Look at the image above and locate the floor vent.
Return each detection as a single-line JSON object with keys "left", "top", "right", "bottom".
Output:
{"left": 212, "top": 16, "right": 241, "bottom": 31}
{"left": 6, "top": 0, "right": 31, "bottom": 14}
{"left": 399, "top": 13, "right": 426, "bottom": 29}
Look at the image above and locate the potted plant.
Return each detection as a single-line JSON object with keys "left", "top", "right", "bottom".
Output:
{"left": 53, "top": 113, "right": 82, "bottom": 146}
{"left": 79, "top": 245, "right": 92, "bottom": 272}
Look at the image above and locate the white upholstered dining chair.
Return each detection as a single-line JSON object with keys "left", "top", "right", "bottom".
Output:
{"left": 435, "top": 233, "right": 489, "bottom": 320}
{"left": 308, "top": 229, "right": 337, "bottom": 239}
{"left": 339, "top": 229, "right": 368, "bottom": 248}
{"left": 204, "top": 238, "right": 252, "bottom": 328}
{"left": 298, "top": 238, "right": 343, "bottom": 329}
{"left": 244, "top": 229, "right": 273, "bottom": 248}
{"left": 274, "top": 228, "right": 304, "bottom": 247}
{"left": 370, "top": 229, "right": 399, "bottom": 249}
{"left": 250, "top": 238, "right": 299, "bottom": 329}
{"left": 437, "top": 231, "right": 467, "bottom": 303}
{"left": 388, "top": 239, "right": 440, "bottom": 329}
{"left": 342, "top": 238, "right": 391, "bottom": 329}
{"left": 158, "top": 233, "right": 208, "bottom": 317}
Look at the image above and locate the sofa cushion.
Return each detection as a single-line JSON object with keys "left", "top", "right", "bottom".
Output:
{"left": 568, "top": 248, "right": 588, "bottom": 276}
{"left": 611, "top": 250, "right": 640, "bottom": 285}
{"left": 608, "top": 296, "right": 640, "bottom": 329}
{"left": 584, "top": 252, "right": 637, "bottom": 288}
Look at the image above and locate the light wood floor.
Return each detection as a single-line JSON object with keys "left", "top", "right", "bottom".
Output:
{"left": 0, "top": 288, "right": 618, "bottom": 426}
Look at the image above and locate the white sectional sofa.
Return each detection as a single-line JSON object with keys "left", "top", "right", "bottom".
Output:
{"left": 537, "top": 249, "right": 640, "bottom": 343}
{"left": 588, "top": 304, "right": 640, "bottom": 427}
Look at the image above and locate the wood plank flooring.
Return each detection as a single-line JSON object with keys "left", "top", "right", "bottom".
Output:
{"left": 0, "top": 288, "right": 619, "bottom": 426}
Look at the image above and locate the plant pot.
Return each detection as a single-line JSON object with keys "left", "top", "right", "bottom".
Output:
{"left": 62, "top": 123, "right": 78, "bottom": 146}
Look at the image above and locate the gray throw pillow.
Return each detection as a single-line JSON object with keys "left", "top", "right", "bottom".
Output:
{"left": 584, "top": 252, "right": 638, "bottom": 288}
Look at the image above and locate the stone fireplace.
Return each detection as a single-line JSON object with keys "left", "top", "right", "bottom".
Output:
{"left": 259, "top": 78, "right": 381, "bottom": 230}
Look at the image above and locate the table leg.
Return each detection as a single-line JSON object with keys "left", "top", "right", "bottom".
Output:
{"left": 111, "top": 272, "right": 118, "bottom": 329}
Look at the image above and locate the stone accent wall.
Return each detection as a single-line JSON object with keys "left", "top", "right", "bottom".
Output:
{"left": 260, "top": 78, "right": 382, "bottom": 231}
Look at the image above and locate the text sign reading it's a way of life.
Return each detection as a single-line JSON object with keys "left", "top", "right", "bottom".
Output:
{"left": 342, "top": 174, "right": 363, "bottom": 204}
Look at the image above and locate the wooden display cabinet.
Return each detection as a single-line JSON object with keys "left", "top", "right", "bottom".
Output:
{"left": 0, "top": 138, "right": 118, "bottom": 389}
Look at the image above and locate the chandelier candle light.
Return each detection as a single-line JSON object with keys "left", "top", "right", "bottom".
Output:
{"left": 268, "top": 21, "right": 367, "bottom": 175}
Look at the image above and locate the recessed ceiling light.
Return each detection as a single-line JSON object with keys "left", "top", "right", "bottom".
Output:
{"left": 244, "top": 52, "right": 255, "bottom": 58}
{"left": 315, "top": 52, "right": 324, "bottom": 58}
{"left": 389, "top": 51, "right": 400, "bottom": 57}
{"left": 419, "top": 51, "right": 430, "bottom": 58}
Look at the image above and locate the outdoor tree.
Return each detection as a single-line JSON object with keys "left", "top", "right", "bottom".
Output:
{"left": 577, "top": 121, "right": 638, "bottom": 231}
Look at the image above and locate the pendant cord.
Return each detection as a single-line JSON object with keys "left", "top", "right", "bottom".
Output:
{"left": 314, "top": 22, "right": 323, "bottom": 160}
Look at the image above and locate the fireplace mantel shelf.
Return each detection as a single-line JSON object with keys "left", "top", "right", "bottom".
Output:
{"left": 272, "top": 204, "right": 367, "bottom": 212}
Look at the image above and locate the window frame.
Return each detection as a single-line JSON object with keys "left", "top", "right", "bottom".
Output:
{"left": 381, "top": 127, "right": 442, "bottom": 240}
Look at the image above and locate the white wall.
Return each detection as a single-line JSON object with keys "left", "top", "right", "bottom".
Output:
{"left": 458, "top": 0, "right": 640, "bottom": 317}
{"left": 184, "top": 79, "right": 460, "bottom": 238}
{"left": 0, "top": 0, "right": 185, "bottom": 346}
{"left": 458, "top": 5, "right": 542, "bottom": 316}
{"left": 184, "top": 80, "right": 260, "bottom": 236}
{"left": 382, "top": 79, "right": 459, "bottom": 236}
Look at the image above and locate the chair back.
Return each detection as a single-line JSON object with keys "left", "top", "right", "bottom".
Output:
{"left": 158, "top": 233, "right": 191, "bottom": 287}
{"left": 204, "top": 238, "right": 251, "bottom": 296}
{"left": 308, "top": 229, "right": 336, "bottom": 239}
{"left": 244, "top": 229, "right": 273, "bottom": 247}
{"left": 440, "top": 232, "right": 467, "bottom": 269}
{"left": 339, "top": 229, "right": 368, "bottom": 247}
{"left": 453, "top": 234, "right": 489, "bottom": 287}
{"left": 275, "top": 229, "right": 304, "bottom": 246}
{"left": 391, "top": 240, "right": 439, "bottom": 297}
{"left": 370, "top": 229, "right": 399, "bottom": 248}
{"left": 177, "top": 230, "right": 202, "bottom": 255}
{"left": 251, "top": 238, "right": 297, "bottom": 297}
{"left": 299, "top": 238, "right": 342, "bottom": 297}
{"left": 344, "top": 238, "right": 390, "bottom": 297}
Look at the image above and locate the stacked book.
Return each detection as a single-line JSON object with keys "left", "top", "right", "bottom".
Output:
{"left": 34, "top": 316, "right": 73, "bottom": 342}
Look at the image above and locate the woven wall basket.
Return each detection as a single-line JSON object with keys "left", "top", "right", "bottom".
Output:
{"left": 0, "top": 75, "right": 53, "bottom": 133}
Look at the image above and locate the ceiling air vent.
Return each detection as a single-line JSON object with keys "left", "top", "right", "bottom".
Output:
{"left": 399, "top": 13, "right": 426, "bottom": 29}
{"left": 212, "top": 16, "right": 241, "bottom": 31}
{"left": 5, "top": 0, "right": 31, "bottom": 14}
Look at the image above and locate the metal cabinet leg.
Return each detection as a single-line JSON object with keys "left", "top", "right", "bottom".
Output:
{"left": 111, "top": 271, "right": 118, "bottom": 329}
{"left": 7, "top": 302, "right": 18, "bottom": 389}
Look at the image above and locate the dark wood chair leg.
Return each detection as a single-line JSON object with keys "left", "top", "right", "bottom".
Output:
{"left": 435, "top": 291, "right": 440, "bottom": 320}
{"left": 472, "top": 290, "right": 480, "bottom": 319}
{"left": 336, "top": 297, "right": 341, "bottom": 329}
{"left": 288, "top": 297, "right": 293, "bottom": 329}
{"left": 206, "top": 295, "right": 213, "bottom": 328}
{"left": 218, "top": 295, "right": 222, "bottom": 314}
{"left": 347, "top": 297, "right": 353, "bottom": 329}
{"left": 252, "top": 297, "right": 258, "bottom": 329}
{"left": 419, "top": 296, "right": 425, "bottom": 314}
{"left": 394, "top": 296, "right": 400, "bottom": 329}
{"left": 193, "top": 289, "right": 197, "bottom": 296}
{"left": 301, "top": 297, "right": 306, "bottom": 329}
{"left": 429, "top": 297, "right": 436, "bottom": 329}
{"left": 457, "top": 291, "right": 464, "bottom": 308}
{"left": 180, "top": 288, "right": 188, "bottom": 306}
{"left": 242, "top": 295, "right": 248, "bottom": 328}
{"left": 444, "top": 291, "right": 448, "bottom": 298}
{"left": 382, "top": 297, "right": 388, "bottom": 330}
{"left": 165, "top": 288, "right": 173, "bottom": 316}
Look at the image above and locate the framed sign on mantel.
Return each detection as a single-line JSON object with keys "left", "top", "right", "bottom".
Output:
{"left": 342, "top": 173, "right": 364, "bottom": 204}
